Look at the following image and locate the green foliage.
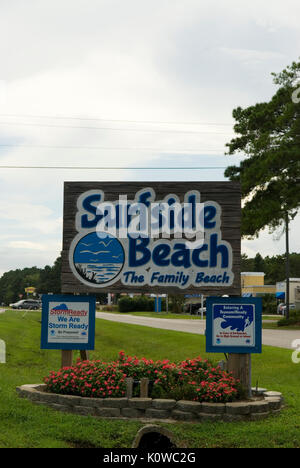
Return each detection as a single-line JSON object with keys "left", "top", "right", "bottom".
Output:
{"left": 101, "top": 305, "right": 118, "bottom": 312}
{"left": 0, "top": 256, "right": 108, "bottom": 305}
{"left": 242, "top": 252, "right": 300, "bottom": 284}
{"left": 38, "top": 256, "right": 62, "bottom": 294}
{"left": 2, "top": 310, "right": 300, "bottom": 447}
{"left": 277, "top": 309, "right": 300, "bottom": 327}
{"left": 225, "top": 59, "right": 300, "bottom": 237}
{"left": 118, "top": 295, "right": 156, "bottom": 312}
{"left": 169, "top": 294, "right": 185, "bottom": 313}
{"left": 261, "top": 294, "right": 277, "bottom": 315}
{"left": 0, "top": 257, "right": 62, "bottom": 304}
{"left": 254, "top": 253, "right": 265, "bottom": 272}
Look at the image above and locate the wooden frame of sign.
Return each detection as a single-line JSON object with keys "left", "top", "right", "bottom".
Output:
{"left": 61, "top": 181, "right": 241, "bottom": 296}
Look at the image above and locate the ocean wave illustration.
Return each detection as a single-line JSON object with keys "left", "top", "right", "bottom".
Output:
{"left": 72, "top": 231, "right": 125, "bottom": 284}
{"left": 75, "top": 262, "right": 123, "bottom": 284}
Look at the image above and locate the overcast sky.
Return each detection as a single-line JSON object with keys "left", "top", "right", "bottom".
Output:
{"left": 0, "top": 0, "right": 299, "bottom": 277}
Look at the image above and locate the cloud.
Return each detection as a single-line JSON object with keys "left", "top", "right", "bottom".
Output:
{"left": 0, "top": 0, "right": 299, "bottom": 275}
{"left": 8, "top": 241, "right": 49, "bottom": 251}
{"left": 242, "top": 214, "right": 300, "bottom": 259}
{"left": 219, "top": 47, "right": 285, "bottom": 63}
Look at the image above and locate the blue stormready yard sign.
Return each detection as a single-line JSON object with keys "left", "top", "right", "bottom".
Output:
{"left": 41, "top": 295, "right": 96, "bottom": 350}
{"left": 206, "top": 297, "right": 262, "bottom": 354}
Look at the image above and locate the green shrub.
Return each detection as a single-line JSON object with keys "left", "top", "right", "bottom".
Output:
{"left": 261, "top": 294, "right": 277, "bottom": 314}
{"left": 277, "top": 310, "right": 300, "bottom": 327}
{"left": 101, "top": 305, "right": 118, "bottom": 312}
{"left": 118, "top": 296, "right": 135, "bottom": 312}
{"left": 118, "top": 295, "right": 158, "bottom": 312}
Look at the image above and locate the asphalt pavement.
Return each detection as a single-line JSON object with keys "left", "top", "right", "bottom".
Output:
{"left": 96, "top": 312, "right": 300, "bottom": 350}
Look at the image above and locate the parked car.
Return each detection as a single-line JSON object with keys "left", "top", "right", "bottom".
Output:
{"left": 278, "top": 303, "right": 296, "bottom": 315}
{"left": 277, "top": 302, "right": 285, "bottom": 314}
{"left": 185, "top": 302, "right": 206, "bottom": 315}
{"left": 9, "top": 299, "right": 41, "bottom": 310}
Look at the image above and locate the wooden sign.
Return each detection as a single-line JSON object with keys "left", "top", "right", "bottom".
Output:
{"left": 61, "top": 182, "right": 241, "bottom": 295}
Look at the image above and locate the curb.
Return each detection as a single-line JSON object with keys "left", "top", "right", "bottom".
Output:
{"left": 16, "top": 384, "right": 284, "bottom": 423}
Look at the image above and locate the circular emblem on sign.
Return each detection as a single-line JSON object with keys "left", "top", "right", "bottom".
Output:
{"left": 71, "top": 232, "right": 125, "bottom": 286}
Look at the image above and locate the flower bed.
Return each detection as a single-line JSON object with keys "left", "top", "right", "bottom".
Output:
{"left": 43, "top": 351, "right": 241, "bottom": 403}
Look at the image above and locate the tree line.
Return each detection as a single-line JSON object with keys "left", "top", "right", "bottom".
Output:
{"left": 0, "top": 256, "right": 108, "bottom": 306}
{"left": 0, "top": 257, "right": 62, "bottom": 305}
{"left": 242, "top": 252, "right": 300, "bottom": 285}
{"left": 1, "top": 251, "right": 299, "bottom": 305}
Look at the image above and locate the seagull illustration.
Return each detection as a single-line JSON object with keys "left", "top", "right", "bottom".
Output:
{"left": 98, "top": 240, "right": 113, "bottom": 247}
{"left": 80, "top": 250, "right": 110, "bottom": 254}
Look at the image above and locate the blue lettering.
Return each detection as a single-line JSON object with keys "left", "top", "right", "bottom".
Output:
{"left": 171, "top": 243, "right": 191, "bottom": 268}
{"left": 195, "top": 272, "right": 230, "bottom": 284}
{"left": 192, "top": 244, "right": 208, "bottom": 267}
{"left": 167, "top": 197, "right": 176, "bottom": 230}
{"left": 137, "top": 190, "right": 152, "bottom": 207}
{"left": 209, "top": 233, "right": 229, "bottom": 268}
{"left": 186, "top": 194, "right": 196, "bottom": 229}
{"left": 152, "top": 244, "right": 170, "bottom": 266}
{"left": 129, "top": 237, "right": 151, "bottom": 267}
{"left": 204, "top": 205, "right": 217, "bottom": 229}
{"left": 81, "top": 194, "right": 103, "bottom": 228}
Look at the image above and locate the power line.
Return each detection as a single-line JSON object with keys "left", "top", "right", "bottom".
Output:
{"left": 0, "top": 165, "right": 227, "bottom": 170}
{"left": 0, "top": 121, "right": 233, "bottom": 135}
{"left": 0, "top": 143, "right": 225, "bottom": 153}
{"left": 0, "top": 113, "right": 234, "bottom": 127}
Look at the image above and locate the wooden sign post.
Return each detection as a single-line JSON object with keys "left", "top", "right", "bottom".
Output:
{"left": 61, "top": 350, "right": 73, "bottom": 368}
{"left": 227, "top": 353, "right": 251, "bottom": 396}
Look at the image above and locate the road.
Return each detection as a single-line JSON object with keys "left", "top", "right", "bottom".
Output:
{"left": 96, "top": 312, "right": 300, "bottom": 350}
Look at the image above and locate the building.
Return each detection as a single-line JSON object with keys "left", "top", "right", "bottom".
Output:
{"left": 241, "top": 272, "right": 276, "bottom": 297}
{"left": 276, "top": 278, "right": 300, "bottom": 303}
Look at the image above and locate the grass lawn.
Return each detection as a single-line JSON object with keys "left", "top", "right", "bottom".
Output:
{"left": 262, "top": 322, "right": 300, "bottom": 330}
{"left": 0, "top": 310, "right": 299, "bottom": 448}
{"left": 99, "top": 310, "right": 204, "bottom": 320}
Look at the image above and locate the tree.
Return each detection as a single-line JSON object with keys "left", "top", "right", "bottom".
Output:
{"left": 0, "top": 266, "right": 41, "bottom": 304}
{"left": 253, "top": 253, "right": 265, "bottom": 273}
{"left": 225, "top": 60, "right": 300, "bottom": 318}
{"left": 0, "top": 258, "right": 63, "bottom": 304}
{"left": 241, "top": 252, "right": 300, "bottom": 284}
{"left": 169, "top": 294, "right": 185, "bottom": 314}
{"left": 38, "top": 256, "right": 62, "bottom": 294}
{"left": 241, "top": 253, "right": 255, "bottom": 272}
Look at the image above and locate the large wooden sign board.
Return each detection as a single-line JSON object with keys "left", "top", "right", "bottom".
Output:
{"left": 61, "top": 182, "right": 241, "bottom": 296}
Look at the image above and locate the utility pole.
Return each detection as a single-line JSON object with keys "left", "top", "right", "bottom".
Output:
{"left": 285, "top": 212, "right": 290, "bottom": 320}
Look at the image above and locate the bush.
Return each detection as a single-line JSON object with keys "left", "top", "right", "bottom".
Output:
{"left": 44, "top": 351, "right": 241, "bottom": 403}
{"left": 100, "top": 305, "right": 118, "bottom": 312}
{"left": 118, "top": 296, "right": 135, "bottom": 312}
{"left": 118, "top": 295, "right": 156, "bottom": 312}
{"left": 169, "top": 294, "right": 185, "bottom": 314}
{"left": 278, "top": 309, "right": 300, "bottom": 327}
{"left": 261, "top": 294, "right": 277, "bottom": 315}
